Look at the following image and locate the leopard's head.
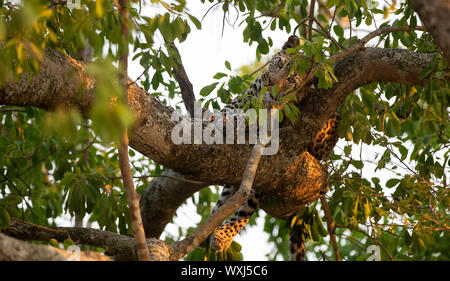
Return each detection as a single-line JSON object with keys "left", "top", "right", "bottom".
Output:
{"left": 282, "top": 35, "right": 300, "bottom": 51}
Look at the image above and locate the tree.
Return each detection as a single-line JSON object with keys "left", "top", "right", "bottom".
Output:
{"left": 0, "top": 0, "right": 448, "bottom": 261}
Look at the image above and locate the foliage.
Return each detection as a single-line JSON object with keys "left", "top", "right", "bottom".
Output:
{"left": 0, "top": 0, "right": 448, "bottom": 261}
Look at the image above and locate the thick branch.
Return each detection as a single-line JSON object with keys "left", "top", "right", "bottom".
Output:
{"left": 129, "top": 47, "right": 433, "bottom": 189}
{"left": 3, "top": 220, "right": 172, "bottom": 260}
{"left": 0, "top": 231, "right": 113, "bottom": 261}
{"left": 4, "top": 220, "right": 136, "bottom": 259}
{"left": 412, "top": 0, "right": 450, "bottom": 62}
{"left": 0, "top": 233, "right": 67, "bottom": 261}
{"left": 165, "top": 41, "right": 196, "bottom": 117}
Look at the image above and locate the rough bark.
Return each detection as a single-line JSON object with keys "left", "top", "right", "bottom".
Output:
{"left": 0, "top": 232, "right": 67, "bottom": 261}
{"left": 165, "top": 41, "right": 196, "bottom": 118}
{"left": 3, "top": 220, "right": 136, "bottom": 258}
{"left": 0, "top": 232, "right": 112, "bottom": 261}
{"left": 2, "top": 220, "right": 170, "bottom": 261}
{"left": 412, "top": 0, "right": 450, "bottom": 62}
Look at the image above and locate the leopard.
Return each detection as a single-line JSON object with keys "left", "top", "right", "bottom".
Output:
{"left": 220, "top": 35, "right": 302, "bottom": 114}
{"left": 208, "top": 35, "right": 341, "bottom": 261}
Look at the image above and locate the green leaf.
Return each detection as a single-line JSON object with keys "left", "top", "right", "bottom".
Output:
{"left": 365, "top": 14, "right": 373, "bottom": 26}
{"left": 49, "top": 238, "right": 60, "bottom": 248}
{"left": 333, "top": 25, "right": 344, "bottom": 37}
{"left": 403, "top": 229, "right": 412, "bottom": 245}
{"left": 326, "top": 0, "right": 339, "bottom": 8}
{"left": 270, "top": 19, "right": 277, "bottom": 31}
{"left": 418, "top": 55, "right": 438, "bottom": 80}
{"left": 200, "top": 82, "right": 219, "bottom": 97}
{"left": 363, "top": 199, "right": 371, "bottom": 221}
{"left": 0, "top": 194, "right": 22, "bottom": 206}
{"left": 386, "top": 178, "right": 400, "bottom": 188}
{"left": 351, "top": 160, "right": 364, "bottom": 169}
{"left": 187, "top": 13, "right": 201, "bottom": 29}
{"left": 257, "top": 39, "right": 269, "bottom": 54}
{"left": 217, "top": 87, "right": 230, "bottom": 103}
{"left": 63, "top": 238, "right": 75, "bottom": 249}
{"left": 213, "top": 72, "right": 228, "bottom": 79}
{"left": 230, "top": 241, "right": 242, "bottom": 252}
{"left": 225, "top": 60, "right": 231, "bottom": 71}
{"left": 0, "top": 205, "right": 10, "bottom": 230}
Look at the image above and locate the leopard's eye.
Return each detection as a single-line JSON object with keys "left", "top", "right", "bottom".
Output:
{"left": 277, "top": 60, "right": 284, "bottom": 68}
{"left": 288, "top": 77, "right": 296, "bottom": 83}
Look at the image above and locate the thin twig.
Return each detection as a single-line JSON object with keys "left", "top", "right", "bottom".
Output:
{"left": 293, "top": 17, "right": 310, "bottom": 36}
{"left": 241, "top": 61, "right": 269, "bottom": 84}
{"left": 201, "top": 2, "right": 221, "bottom": 23}
{"left": 0, "top": 107, "right": 26, "bottom": 113}
{"left": 313, "top": 18, "right": 345, "bottom": 49}
{"left": 127, "top": 63, "right": 152, "bottom": 87}
{"left": 308, "top": 0, "right": 316, "bottom": 41}
{"left": 349, "top": 17, "right": 352, "bottom": 41}
{"left": 336, "top": 224, "right": 394, "bottom": 261}
{"left": 70, "top": 137, "right": 96, "bottom": 155}
{"left": 320, "top": 196, "right": 341, "bottom": 261}
{"left": 117, "top": 0, "right": 150, "bottom": 261}
{"left": 165, "top": 40, "right": 196, "bottom": 117}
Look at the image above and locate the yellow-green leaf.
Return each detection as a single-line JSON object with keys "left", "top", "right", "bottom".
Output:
{"left": 96, "top": 0, "right": 104, "bottom": 18}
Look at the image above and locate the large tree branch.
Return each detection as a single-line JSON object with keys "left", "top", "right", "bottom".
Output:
{"left": 165, "top": 41, "right": 196, "bottom": 117}
{"left": 4, "top": 220, "right": 136, "bottom": 258}
{"left": 0, "top": 47, "right": 434, "bottom": 219}
{"left": 412, "top": 0, "right": 450, "bottom": 62}
{"left": 0, "top": 234, "right": 110, "bottom": 261}
{"left": 0, "top": 233, "right": 67, "bottom": 261}
{"left": 3, "top": 220, "right": 170, "bottom": 260}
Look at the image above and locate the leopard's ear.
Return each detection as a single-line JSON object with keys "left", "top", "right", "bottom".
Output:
{"left": 283, "top": 35, "right": 300, "bottom": 50}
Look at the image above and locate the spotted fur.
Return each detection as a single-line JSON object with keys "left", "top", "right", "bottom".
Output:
{"left": 289, "top": 232, "right": 305, "bottom": 261}
{"left": 221, "top": 35, "right": 301, "bottom": 113}
{"left": 209, "top": 35, "right": 340, "bottom": 261}
{"left": 308, "top": 112, "right": 341, "bottom": 160}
